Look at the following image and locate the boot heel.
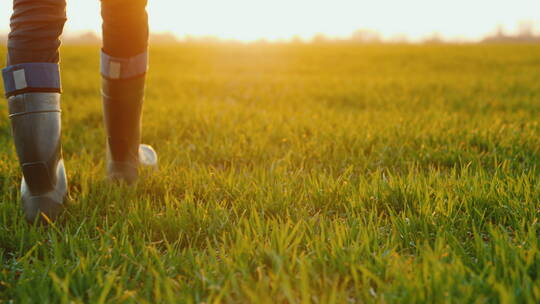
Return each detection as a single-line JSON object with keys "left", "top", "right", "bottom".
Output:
{"left": 22, "top": 160, "right": 67, "bottom": 223}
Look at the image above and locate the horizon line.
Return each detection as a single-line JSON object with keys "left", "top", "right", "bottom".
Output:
{"left": 0, "top": 22, "right": 539, "bottom": 44}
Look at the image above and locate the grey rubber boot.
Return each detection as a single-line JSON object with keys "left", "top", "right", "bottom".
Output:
{"left": 102, "top": 75, "right": 157, "bottom": 184}
{"left": 8, "top": 92, "right": 67, "bottom": 223}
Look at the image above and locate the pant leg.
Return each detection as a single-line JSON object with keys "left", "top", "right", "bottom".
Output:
{"left": 7, "top": 0, "right": 67, "bottom": 65}
{"left": 101, "top": 0, "right": 149, "bottom": 57}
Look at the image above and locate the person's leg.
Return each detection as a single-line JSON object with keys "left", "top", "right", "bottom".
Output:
{"left": 2, "top": 0, "right": 68, "bottom": 223}
{"left": 101, "top": 0, "right": 148, "bottom": 58}
{"left": 100, "top": 0, "right": 157, "bottom": 184}
{"left": 7, "top": 0, "right": 66, "bottom": 65}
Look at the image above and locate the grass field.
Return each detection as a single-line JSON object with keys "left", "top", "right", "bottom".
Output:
{"left": 1, "top": 43, "right": 540, "bottom": 303}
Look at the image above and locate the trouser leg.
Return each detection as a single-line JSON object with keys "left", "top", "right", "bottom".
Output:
{"left": 100, "top": 0, "right": 156, "bottom": 184}
{"left": 101, "top": 0, "right": 149, "bottom": 57}
{"left": 7, "top": 0, "right": 66, "bottom": 65}
{"left": 2, "top": 0, "right": 68, "bottom": 223}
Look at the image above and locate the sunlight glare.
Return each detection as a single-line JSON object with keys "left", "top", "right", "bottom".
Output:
{"left": 0, "top": 0, "right": 539, "bottom": 42}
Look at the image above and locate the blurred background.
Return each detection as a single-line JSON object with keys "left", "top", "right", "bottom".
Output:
{"left": 0, "top": 0, "right": 539, "bottom": 43}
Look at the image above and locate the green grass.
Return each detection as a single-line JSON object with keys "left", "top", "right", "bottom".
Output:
{"left": 1, "top": 43, "right": 540, "bottom": 303}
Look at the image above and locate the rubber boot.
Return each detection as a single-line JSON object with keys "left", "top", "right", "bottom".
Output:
{"left": 8, "top": 93, "right": 67, "bottom": 223}
{"left": 102, "top": 71, "right": 157, "bottom": 184}
{"left": 2, "top": 63, "right": 66, "bottom": 223}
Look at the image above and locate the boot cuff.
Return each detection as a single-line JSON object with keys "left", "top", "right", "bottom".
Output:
{"left": 2, "top": 63, "right": 61, "bottom": 97}
{"left": 101, "top": 50, "right": 148, "bottom": 80}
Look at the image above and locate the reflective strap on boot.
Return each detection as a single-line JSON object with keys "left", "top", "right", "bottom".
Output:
{"left": 2, "top": 63, "right": 61, "bottom": 97}
{"left": 101, "top": 50, "right": 148, "bottom": 80}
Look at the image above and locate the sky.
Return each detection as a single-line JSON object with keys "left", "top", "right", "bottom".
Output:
{"left": 0, "top": 0, "right": 539, "bottom": 42}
